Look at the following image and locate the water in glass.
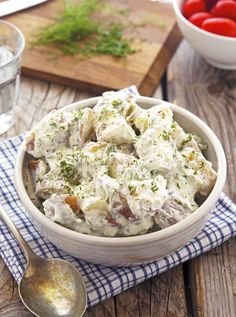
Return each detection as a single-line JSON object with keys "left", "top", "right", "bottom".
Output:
{"left": 0, "top": 46, "right": 20, "bottom": 134}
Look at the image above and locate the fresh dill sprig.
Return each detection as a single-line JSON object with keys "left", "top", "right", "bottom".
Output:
{"left": 89, "top": 24, "right": 135, "bottom": 57}
{"left": 34, "top": 0, "right": 135, "bottom": 57}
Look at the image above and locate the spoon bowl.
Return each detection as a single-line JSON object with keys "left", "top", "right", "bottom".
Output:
{"left": 19, "top": 256, "right": 87, "bottom": 317}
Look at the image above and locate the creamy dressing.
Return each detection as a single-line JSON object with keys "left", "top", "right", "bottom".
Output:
{"left": 26, "top": 91, "right": 217, "bottom": 237}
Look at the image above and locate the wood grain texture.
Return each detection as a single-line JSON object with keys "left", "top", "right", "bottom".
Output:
{"left": 4, "top": 0, "right": 181, "bottom": 95}
{"left": 84, "top": 297, "right": 116, "bottom": 317}
{"left": 168, "top": 40, "right": 236, "bottom": 317}
{"left": 189, "top": 240, "right": 236, "bottom": 317}
{"left": 115, "top": 266, "right": 188, "bottom": 317}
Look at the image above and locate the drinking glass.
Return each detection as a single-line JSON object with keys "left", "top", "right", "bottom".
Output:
{"left": 0, "top": 20, "right": 25, "bottom": 134}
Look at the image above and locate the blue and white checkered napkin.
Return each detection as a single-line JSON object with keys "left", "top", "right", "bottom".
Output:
{"left": 0, "top": 108, "right": 236, "bottom": 307}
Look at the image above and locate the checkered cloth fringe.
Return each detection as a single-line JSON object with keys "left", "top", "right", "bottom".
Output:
{"left": 0, "top": 89, "right": 236, "bottom": 307}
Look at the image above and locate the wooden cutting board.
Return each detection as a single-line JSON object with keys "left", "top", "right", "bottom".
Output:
{"left": 5, "top": 0, "right": 181, "bottom": 96}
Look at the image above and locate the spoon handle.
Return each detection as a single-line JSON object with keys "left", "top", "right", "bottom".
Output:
{"left": 0, "top": 204, "right": 35, "bottom": 263}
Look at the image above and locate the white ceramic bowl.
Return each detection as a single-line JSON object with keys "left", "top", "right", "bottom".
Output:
{"left": 173, "top": 0, "right": 236, "bottom": 70}
{"left": 15, "top": 96, "right": 226, "bottom": 266}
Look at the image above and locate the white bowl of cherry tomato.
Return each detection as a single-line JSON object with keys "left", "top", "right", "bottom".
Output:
{"left": 172, "top": 0, "right": 236, "bottom": 69}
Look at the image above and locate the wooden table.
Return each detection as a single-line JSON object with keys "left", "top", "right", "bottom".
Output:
{"left": 0, "top": 40, "right": 235, "bottom": 317}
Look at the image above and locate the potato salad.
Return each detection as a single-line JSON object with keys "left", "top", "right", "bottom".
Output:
{"left": 25, "top": 91, "right": 217, "bottom": 237}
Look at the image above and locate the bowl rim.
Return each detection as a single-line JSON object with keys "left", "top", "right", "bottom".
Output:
{"left": 14, "top": 96, "right": 227, "bottom": 246}
{"left": 172, "top": 0, "right": 236, "bottom": 42}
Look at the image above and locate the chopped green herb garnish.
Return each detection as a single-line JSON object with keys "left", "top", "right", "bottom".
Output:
{"left": 50, "top": 121, "right": 57, "bottom": 128}
{"left": 78, "top": 150, "right": 88, "bottom": 159}
{"left": 107, "top": 144, "right": 116, "bottom": 155}
{"left": 73, "top": 109, "right": 84, "bottom": 121}
{"left": 60, "top": 160, "right": 74, "bottom": 179}
{"left": 63, "top": 184, "right": 74, "bottom": 195}
{"left": 151, "top": 170, "right": 158, "bottom": 177}
{"left": 112, "top": 99, "right": 123, "bottom": 107}
{"left": 175, "top": 200, "right": 182, "bottom": 205}
{"left": 181, "top": 134, "right": 193, "bottom": 147}
{"left": 171, "top": 121, "right": 177, "bottom": 129}
{"left": 162, "top": 130, "right": 170, "bottom": 141}
{"left": 151, "top": 184, "right": 158, "bottom": 193}
{"left": 200, "top": 161, "right": 206, "bottom": 168}
{"left": 128, "top": 185, "right": 136, "bottom": 194}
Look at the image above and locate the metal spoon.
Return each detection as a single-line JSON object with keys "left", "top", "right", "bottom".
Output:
{"left": 0, "top": 204, "right": 87, "bottom": 317}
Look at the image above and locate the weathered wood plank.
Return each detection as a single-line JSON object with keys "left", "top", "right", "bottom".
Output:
{"left": 150, "top": 266, "right": 188, "bottom": 317}
{"left": 168, "top": 40, "right": 236, "bottom": 317}
{"left": 84, "top": 297, "right": 116, "bottom": 317}
{"left": 115, "top": 266, "right": 188, "bottom": 317}
{"left": 189, "top": 240, "right": 236, "bottom": 317}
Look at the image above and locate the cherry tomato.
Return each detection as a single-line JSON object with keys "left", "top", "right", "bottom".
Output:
{"left": 202, "top": 17, "right": 236, "bottom": 36}
{"left": 182, "top": 0, "right": 207, "bottom": 19}
{"left": 211, "top": 0, "right": 236, "bottom": 19}
{"left": 189, "top": 12, "right": 213, "bottom": 27}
